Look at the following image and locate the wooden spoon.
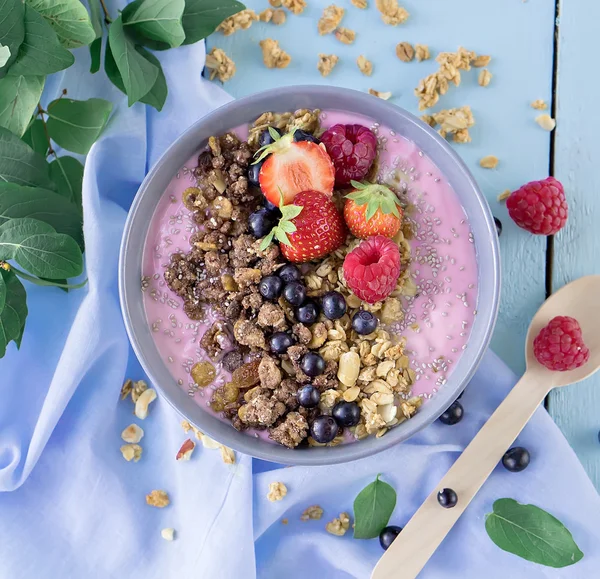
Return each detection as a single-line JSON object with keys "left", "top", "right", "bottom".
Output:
{"left": 372, "top": 275, "right": 600, "bottom": 579}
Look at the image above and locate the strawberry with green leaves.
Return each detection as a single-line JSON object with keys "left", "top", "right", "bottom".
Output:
{"left": 260, "top": 190, "right": 347, "bottom": 263}
{"left": 343, "top": 181, "right": 404, "bottom": 239}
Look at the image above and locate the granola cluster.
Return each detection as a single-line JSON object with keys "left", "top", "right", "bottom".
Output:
{"left": 422, "top": 106, "right": 475, "bottom": 144}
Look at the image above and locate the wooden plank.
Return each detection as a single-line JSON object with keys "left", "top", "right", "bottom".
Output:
{"left": 549, "top": 0, "right": 600, "bottom": 490}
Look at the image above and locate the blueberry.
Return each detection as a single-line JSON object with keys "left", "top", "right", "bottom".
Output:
{"left": 269, "top": 332, "right": 294, "bottom": 355}
{"left": 300, "top": 352, "right": 326, "bottom": 377}
{"left": 249, "top": 208, "right": 277, "bottom": 239}
{"left": 297, "top": 385, "right": 320, "bottom": 408}
{"left": 352, "top": 310, "right": 378, "bottom": 335}
{"left": 258, "top": 127, "right": 282, "bottom": 147}
{"left": 494, "top": 216, "right": 503, "bottom": 237}
{"left": 310, "top": 416, "right": 338, "bottom": 443}
{"left": 439, "top": 400, "right": 464, "bottom": 425}
{"left": 437, "top": 488, "right": 458, "bottom": 508}
{"left": 293, "top": 129, "right": 321, "bottom": 144}
{"left": 263, "top": 199, "right": 281, "bottom": 216}
{"left": 296, "top": 300, "right": 319, "bottom": 324}
{"left": 248, "top": 159, "right": 263, "bottom": 188}
{"left": 278, "top": 264, "right": 302, "bottom": 283}
{"left": 379, "top": 526, "right": 402, "bottom": 551}
{"left": 283, "top": 281, "right": 307, "bottom": 306}
{"left": 502, "top": 447, "right": 530, "bottom": 472}
{"left": 322, "top": 291, "right": 347, "bottom": 320}
{"left": 259, "top": 275, "right": 284, "bottom": 301}
{"left": 332, "top": 401, "right": 361, "bottom": 427}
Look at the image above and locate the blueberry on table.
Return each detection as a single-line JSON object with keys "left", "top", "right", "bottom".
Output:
{"left": 283, "top": 281, "right": 307, "bottom": 306}
{"left": 502, "top": 446, "right": 530, "bottom": 472}
{"left": 269, "top": 332, "right": 294, "bottom": 355}
{"left": 297, "top": 385, "right": 320, "bottom": 408}
{"left": 300, "top": 352, "right": 326, "bottom": 377}
{"left": 296, "top": 301, "right": 319, "bottom": 324}
{"left": 248, "top": 159, "right": 263, "bottom": 188}
{"left": 379, "top": 525, "right": 402, "bottom": 551}
{"left": 278, "top": 264, "right": 302, "bottom": 283}
{"left": 437, "top": 488, "right": 458, "bottom": 508}
{"left": 322, "top": 291, "right": 347, "bottom": 320}
{"left": 249, "top": 208, "right": 277, "bottom": 238}
{"left": 438, "top": 400, "right": 463, "bottom": 425}
{"left": 494, "top": 216, "right": 503, "bottom": 236}
{"left": 332, "top": 401, "right": 361, "bottom": 427}
{"left": 258, "top": 127, "right": 282, "bottom": 147}
{"left": 352, "top": 310, "right": 378, "bottom": 335}
{"left": 310, "top": 415, "right": 338, "bottom": 443}
{"left": 293, "top": 129, "right": 321, "bottom": 144}
{"left": 259, "top": 275, "right": 284, "bottom": 300}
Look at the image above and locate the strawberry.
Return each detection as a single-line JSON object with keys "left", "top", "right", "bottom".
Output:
{"left": 254, "top": 128, "right": 335, "bottom": 206}
{"left": 343, "top": 181, "right": 404, "bottom": 239}
{"left": 260, "top": 190, "right": 347, "bottom": 263}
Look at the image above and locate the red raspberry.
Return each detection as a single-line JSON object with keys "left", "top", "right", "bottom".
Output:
{"left": 506, "top": 177, "right": 568, "bottom": 235}
{"left": 343, "top": 236, "right": 401, "bottom": 304}
{"left": 320, "top": 124, "right": 378, "bottom": 186}
{"left": 533, "top": 316, "right": 590, "bottom": 371}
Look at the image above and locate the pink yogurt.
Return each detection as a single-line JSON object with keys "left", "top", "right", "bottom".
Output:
{"left": 142, "top": 110, "right": 478, "bottom": 436}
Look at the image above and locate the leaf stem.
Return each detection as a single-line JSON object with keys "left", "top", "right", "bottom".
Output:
{"left": 36, "top": 103, "right": 55, "bottom": 158}
{"left": 98, "top": 0, "right": 113, "bottom": 24}
{"left": 11, "top": 266, "right": 88, "bottom": 289}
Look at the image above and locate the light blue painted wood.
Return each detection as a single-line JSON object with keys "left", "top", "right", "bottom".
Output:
{"left": 549, "top": 1, "right": 600, "bottom": 490}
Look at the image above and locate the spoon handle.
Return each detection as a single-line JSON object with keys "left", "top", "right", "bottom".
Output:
{"left": 371, "top": 372, "right": 550, "bottom": 579}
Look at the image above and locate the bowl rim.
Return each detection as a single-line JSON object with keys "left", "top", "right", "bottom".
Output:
{"left": 119, "top": 85, "right": 500, "bottom": 466}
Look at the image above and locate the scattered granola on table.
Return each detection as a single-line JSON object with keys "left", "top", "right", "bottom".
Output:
{"left": 217, "top": 9, "right": 258, "bottom": 36}
{"left": 368, "top": 89, "right": 392, "bottom": 100}
{"left": 375, "top": 0, "right": 409, "bottom": 25}
{"left": 535, "top": 114, "right": 556, "bottom": 131}
{"left": 146, "top": 490, "right": 170, "bottom": 508}
{"left": 480, "top": 156, "right": 499, "bottom": 169}
{"left": 301, "top": 505, "right": 324, "bottom": 521}
{"left": 478, "top": 69, "right": 492, "bottom": 87}
{"left": 269, "top": 0, "right": 282, "bottom": 6}
{"left": 396, "top": 42, "right": 414, "bottom": 62}
{"left": 415, "top": 44, "right": 430, "bottom": 61}
{"left": 271, "top": 9, "right": 286, "bottom": 24}
{"left": 326, "top": 512, "right": 351, "bottom": 535}
{"left": 497, "top": 189, "right": 511, "bottom": 202}
{"left": 472, "top": 54, "right": 491, "bottom": 67}
{"left": 318, "top": 54, "right": 339, "bottom": 77}
{"left": 282, "top": 0, "right": 306, "bottom": 14}
{"left": 423, "top": 106, "right": 475, "bottom": 143}
{"left": 120, "top": 444, "right": 143, "bottom": 462}
{"left": 121, "top": 424, "right": 144, "bottom": 443}
{"left": 260, "top": 39, "right": 292, "bottom": 69}
{"left": 357, "top": 55, "right": 373, "bottom": 76}
{"left": 176, "top": 438, "right": 196, "bottom": 460}
{"left": 351, "top": 0, "right": 368, "bottom": 7}
{"left": 161, "top": 528, "right": 175, "bottom": 541}
{"left": 335, "top": 27, "right": 356, "bottom": 44}
{"left": 267, "top": 482, "right": 288, "bottom": 501}
{"left": 531, "top": 99, "right": 548, "bottom": 110}
{"left": 318, "top": 5, "right": 345, "bottom": 35}
{"left": 205, "top": 48, "right": 236, "bottom": 83}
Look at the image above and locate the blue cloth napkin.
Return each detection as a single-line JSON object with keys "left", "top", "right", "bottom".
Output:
{"left": 0, "top": 37, "right": 599, "bottom": 579}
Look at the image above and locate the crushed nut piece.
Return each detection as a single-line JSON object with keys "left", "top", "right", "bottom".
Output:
{"left": 357, "top": 55, "right": 373, "bottom": 76}
{"left": 161, "top": 528, "right": 175, "bottom": 541}
{"left": 396, "top": 42, "right": 414, "bottom": 62}
{"left": 318, "top": 5, "right": 345, "bottom": 35}
{"left": 146, "top": 490, "right": 170, "bottom": 508}
{"left": 259, "top": 8, "right": 274, "bottom": 21}
{"left": 283, "top": 0, "right": 306, "bottom": 14}
{"left": 120, "top": 444, "right": 142, "bottom": 462}
{"left": 176, "top": 438, "right": 196, "bottom": 461}
{"left": 415, "top": 44, "right": 430, "bottom": 61}
{"left": 120, "top": 379, "right": 133, "bottom": 401}
{"left": 351, "top": 0, "right": 367, "bottom": 7}
{"left": 282, "top": 518, "right": 289, "bottom": 524}
{"left": 497, "top": 189, "right": 511, "bottom": 202}
{"left": 375, "top": 0, "right": 409, "bottom": 25}
{"left": 479, "top": 155, "right": 499, "bottom": 169}
{"left": 318, "top": 54, "right": 339, "bottom": 77}
{"left": 369, "top": 88, "right": 392, "bottom": 100}
{"left": 429, "top": 106, "right": 475, "bottom": 143}
{"left": 335, "top": 27, "right": 356, "bottom": 44}
{"left": 326, "top": 512, "right": 351, "bottom": 536}
{"left": 131, "top": 379, "right": 148, "bottom": 403}
{"left": 478, "top": 69, "right": 492, "bottom": 87}
{"left": 301, "top": 505, "right": 324, "bottom": 521}
{"left": 259, "top": 38, "right": 292, "bottom": 69}
{"left": 272, "top": 9, "right": 286, "bottom": 24}
{"left": 267, "top": 481, "right": 288, "bottom": 501}
{"left": 472, "top": 54, "right": 491, "bottom": 67}
{"left": 531, "top": 99, "right": 548, "bottom": 110}
{"left": 220, "top": 445, "right": 236, "bottom": 464}
{"left": 134, "top": 388, "right": 157, "bottom": 419}
{"left": 121, "top": 424, "right": 144, "bottom": 443}
{"left": 269, "top": 0, "right": 282, "bottom": 6}
{"left": 217, "top": 9, "right": 258, "bottom": 35}
{"left": 535, "top": 114, "right": 556, "bottom": 131}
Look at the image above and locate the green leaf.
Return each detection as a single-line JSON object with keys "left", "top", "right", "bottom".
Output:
{"left": 12, "top": 266, "right": 87, "bottom": 289}
{"left": 8, "top": 5, "right": 75, "bottom": 77}
{"left": 25, "top": 0, "right": 96, "bottom": 49}
{"left": 0, "top": 182, "right": 84, "bottom": 248}
{"left": 181, "top": 0, "right": 245, "bottom": 45}
{"left": 107, "top": 15, "right": 159, "bottom": 106}
{"left": 49, "top": 155, "right": 83, "bottom": 208}
{"left": 0, "top": 0, "right": 25, "bottom": 77}
{"left": 0, "top": 267, "right": 5, "bottom": 312}
{"left": 22, "top": 119, "right": 49, "bottom": 156}
{"left": 278, "top": 220, "right": 296, "bottom": 234}
{"left": 275, "top": 228, "right": 291, "bottom": 247}
{"left": 46, "top": 97, "right": 112, "bottom": 155}
{"left": 485, "top": 499, "right": 584, "bottom": 568}
{"left": 0, "top": 268, "right": 27, "bottom": 357}
{"left": 258, "top": 231, "right": 274, "bottom": 251}
{"left": 88, "top": 0, "right": 103, "bottom": 38}
{"left": 0, "top": 217, "right": 83, "bottom": 279}
{"left": 0, "top": 75, "right": 45, "bottom": 137}
{"left": 89, "top": 37, "right": 102, "bottom": 73}
{"left": 0, "top": 45, "right": 11, "bottom": 68}
{"left": 0, "top": 127, "right": 55, "bottom": 189}
{"left": 280, "top": 204, "right": 302, "bottom": 221}
{"left": 122, "top": 0, "right": 185, "bottom": 49}
{"left": 365, "top": 202, "right": 378, "bottom": 222}
{"left": 353, "top": 474, "right": 397, "bottom": 539}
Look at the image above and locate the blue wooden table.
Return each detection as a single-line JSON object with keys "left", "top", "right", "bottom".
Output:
{"left": 207, "top": 0, "right": 600, "bottom": 490}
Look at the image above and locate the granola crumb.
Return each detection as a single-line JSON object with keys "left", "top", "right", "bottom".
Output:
{"left": 351, "top": 0, "right": 367, "bottom": 7}
{"left": 472, "top": 54, "right": 491, "bottom": 67}
{"left": 176, "top": 438, "right": 196, "bottom": 461}
{"left": 415, "top": 44, "right": 430, "bottom": 61}
{"left": 120, "top": 379, "right": 133, "bottom": 401}
{"left": 282, "top": 0, "right": 306, "bottom": 14}
{"left": 260, "top": 38, "right": 292, "bottom": 69}
{"left": 259, "top": 8, "right": 274, "bottom": 21}
{"left": 375, "top": 0, "right": 409, "bottom": 25}
{"left": 535, "top": 113, "right": 556, "bottom": 131}
{"left": 220, "top": 445, "right": 236, "bottom": 464}
{"left": 369, "top": 88, "right": 392, "bottom": 100}
{"left": 396, "top": 41, "right": 414, "bottom": 62}
{"left": 161, "top": 528, "right": 175, "bottom": 541}
{"left": 146, "top": 490, "right": 170, "bottom": 508}
{"left": 272, "top": 9, "right": 286, "bottom": 24}
{"left": 357, "top": 55, "right": 373, "bottom": 76}
{"left": 205, "top": 49, "right": 236, "bottom": 82}
{"left": 326, "top": 512, "right": 351, "bottom": 535}
{"left": 479, "top": 155, "right": 499, "bottom": 169}
{"left": 428, "top": 106, "right": 475, "bottom": 143}
{"left": 335, "top": 27, "right": 356, "bottom": 44}
{"left": 531, "top": 99, "right": 548, "bottom": 110}
{"left": 120, "top": 444, "right": 142, "bottom": 462}
{"left": 497, "top": 189, "right": 511, "bottom": 202}
{"left": 301, "top": 505, "right": 324, "bottom": 521}
{"left": 217, "top": 9, "right": 258, "bottom": 36}
{"left": 267, "top": 481, "right": 288, "bottom": 501}
{"left": 134, "top": 387, "right": 157, "bottom": 419}
{"left": 281, "top": 518, "right": 289, "bottom": 524}
{"left": 318, "top": 5, "right": 345, "bottom": 35}
{"left": 478, "top": 69, "right": 492, "bottom": 87}
{"left": 318, "top": 54, "right": 339, "bottom": 77}
{"left": 121, "top": 424, "right": 144, "bottom": 443}
{"left": 269, "top": 0, "right": 282, "bottom": 6}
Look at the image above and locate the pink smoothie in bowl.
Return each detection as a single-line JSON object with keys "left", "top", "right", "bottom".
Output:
{"left": 141, "top": 108, "right": 478, "bottom": 448}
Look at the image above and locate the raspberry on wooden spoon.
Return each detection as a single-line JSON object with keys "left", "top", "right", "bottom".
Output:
{"left": 533, "top": 315, "right": 590, "bottom": 371}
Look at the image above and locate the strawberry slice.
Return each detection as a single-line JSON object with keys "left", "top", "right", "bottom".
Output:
{"left": 255, "top": 129, "right": 335, "bottom": 206}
